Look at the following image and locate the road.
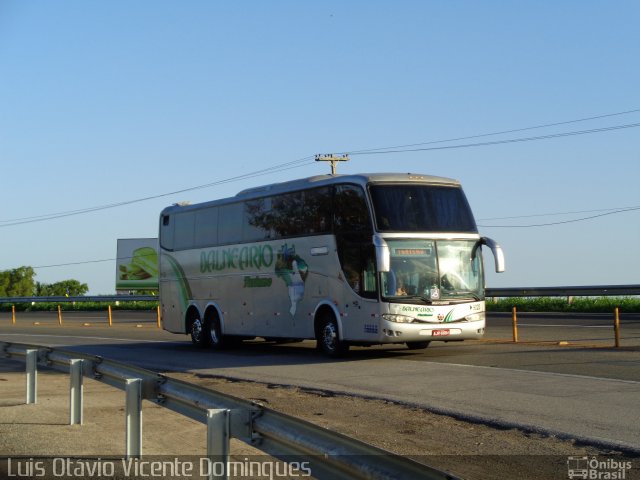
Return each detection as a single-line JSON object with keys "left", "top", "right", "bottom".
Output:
{"left": 1, "top": 310, "right": 639, "bottom": 453}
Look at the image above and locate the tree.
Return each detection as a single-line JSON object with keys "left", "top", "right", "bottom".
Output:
{"left": 0, "top": 267, "right": 36, "bottom": 296}
{"left": 0, "top": 267, "right": 89, "bottom": 297}
{"left": 35, "top": 279, "right": 88, "bottom": 297}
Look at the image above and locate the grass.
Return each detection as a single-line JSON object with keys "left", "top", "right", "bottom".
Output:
{"left": 486, "top": 296, "right": 640, "bottom": 313}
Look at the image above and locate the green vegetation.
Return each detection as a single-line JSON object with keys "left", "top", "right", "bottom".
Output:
{"left": 0, "top": 301, "right": 158, "bottom": 312}
{"left": 487, "top": 296, "right": 640, "bottom": 314}
{"left": 0, "top": 266, "right": 88, "bottom": 297}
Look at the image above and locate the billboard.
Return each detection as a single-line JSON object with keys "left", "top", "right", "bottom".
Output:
{"left": 115, "top": 238, "right": 159, "bottom": 292}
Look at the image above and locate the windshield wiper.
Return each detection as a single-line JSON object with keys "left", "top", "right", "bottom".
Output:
{"left": 391, "top": 295, "right": 433, "bottom": 304}
{"left": 446, "top": 291, "right": 482, "bottom": 301}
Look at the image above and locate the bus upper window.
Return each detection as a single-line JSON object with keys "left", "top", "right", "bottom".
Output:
{"left": 370, "top": 185, "right": 477, "bottom": 233}
{"left": 302, "top": 187, "right": 332, "bottom": 235}
{"left": 174, "top": 212, "right": 196, "bottom": 250}
{"left": 159, "top": 214, "right": 174, "bottom": 250}
{"left": 219, "top": 203, "right": 243, "bottom": 244}
{"left": 194, "top": 207, "right": 218, "bottom": 248}
{"left": 333, "top": 185, "right": 372, "bottom": 234}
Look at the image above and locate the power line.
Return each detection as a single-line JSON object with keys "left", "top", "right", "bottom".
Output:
{"left": 477, "top": 206, "right": 640, "bottom": 228}
{"left": 0, "top": 156, "right": 315, "bottom": 227}
{"left": 477, "top": 205, "right": 640, "bottom": 221}
{"left": 348, "top": 122, "right": 640, "bottom": 156}
{"left": 33, "top": 258, "right": 116, "bottom": 269}
{"left": 343, "top": 108, "right": 640, "bottom": 155}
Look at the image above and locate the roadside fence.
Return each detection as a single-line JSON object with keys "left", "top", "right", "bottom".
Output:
{"left": 486, "top": 284, "right": 640, "bottom": 348}
{"left": 1, "top": 342, "right": 454, "bottom": 480}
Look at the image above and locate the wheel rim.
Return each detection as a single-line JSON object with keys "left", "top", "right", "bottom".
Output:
{"left": 191, "top": 319, "right": 203, "bottom": 343}
{"left": 209, "top": 320, "right": 220, "bottom": 344}
{"left": 322, "top": 322, "right": 338, "bottom": 351}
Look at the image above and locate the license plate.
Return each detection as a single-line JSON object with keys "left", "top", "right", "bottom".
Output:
{"left": 432, "top": 329, "right": 450, "bottom": 337}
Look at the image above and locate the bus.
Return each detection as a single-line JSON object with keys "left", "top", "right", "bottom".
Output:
{"left": 158, "top": 173, "right": 505, "bottom": 356}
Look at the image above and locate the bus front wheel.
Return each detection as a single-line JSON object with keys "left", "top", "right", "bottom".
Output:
{"left": 316, "top": 313, "right": 349, "bottom": 357}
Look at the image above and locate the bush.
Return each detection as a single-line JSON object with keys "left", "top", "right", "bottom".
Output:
{"left": 486, "top": 296, "right": 640, "bottom": 313}
{"left": 0, "top": 301, "right": 158, "bottom": 312}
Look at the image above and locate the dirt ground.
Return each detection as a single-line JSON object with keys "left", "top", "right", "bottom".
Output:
{"left": 1, "top": 359, "right": 637, "bottom": 480}
{"left": 171, "top": 372, "right": 638, "bottom": 480}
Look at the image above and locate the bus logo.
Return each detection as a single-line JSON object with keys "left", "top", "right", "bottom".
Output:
{"left": 567, "top": 457, "right": 589, "bottom": 479}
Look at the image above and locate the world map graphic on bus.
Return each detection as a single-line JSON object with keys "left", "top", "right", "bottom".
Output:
{"left": 274, "top": 244, "right": 308, "bottom": 316}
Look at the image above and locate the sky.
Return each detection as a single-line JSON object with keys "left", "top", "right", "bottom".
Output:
{"left": 1, "top": 1, "right": 639, "bottom": 295}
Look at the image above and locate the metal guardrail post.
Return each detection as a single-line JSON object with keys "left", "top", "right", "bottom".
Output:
{"left": 26, "top": 349, "right": 37, "bottom": 404}
{"left": 70, "top": 359, "right": 84, "bottom": 425}
{"left": 206, "top": 409, "right": 230, "bottom": 480}
{"left": 125, "top": 378, "right": 143, "bottom": 459}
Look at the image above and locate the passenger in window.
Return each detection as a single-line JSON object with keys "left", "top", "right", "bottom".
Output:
{"left": 344, "top": 267, "right": 360, "bottom": 293}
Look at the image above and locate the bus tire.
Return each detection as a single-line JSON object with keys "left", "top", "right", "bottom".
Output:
{"left": 316, "top": 312, "right": 349, "bottom": 357}
{"left": 205, "top": 313, "right": 227, "bottom": 350}
{"left": 188, "top": 311, "right": 210, "bottom": 348}
{"left": 406, "top": 341, "right": 430, "bottom": 350}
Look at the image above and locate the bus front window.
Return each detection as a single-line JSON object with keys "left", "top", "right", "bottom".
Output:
{"left": 381, "top": 240, "right": 483, "bottom": 303}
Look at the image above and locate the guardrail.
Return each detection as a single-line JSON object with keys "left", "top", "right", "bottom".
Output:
{"left": 2, "top": 284, "right": 639, "bottom": 305}
{"left": 1, "top": 342, "right": 454, "bottom": 480}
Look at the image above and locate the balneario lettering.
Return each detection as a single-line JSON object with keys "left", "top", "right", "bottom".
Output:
{"left": 201, "top": 245, "right": 274, "bottom": 273}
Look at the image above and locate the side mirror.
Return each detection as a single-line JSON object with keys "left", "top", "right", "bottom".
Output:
{"left": 373, "top": 235, "right": 390, "bottom": 272}
{"left": 473, "top": 237, "right": 505, "bottom": 273}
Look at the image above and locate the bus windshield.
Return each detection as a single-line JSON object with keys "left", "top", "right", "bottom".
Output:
{"left": 369, "top": 184, "right": 477, "bottom": 233}
{"left": 380, "top": 239, "right": 484, "bottom": 303}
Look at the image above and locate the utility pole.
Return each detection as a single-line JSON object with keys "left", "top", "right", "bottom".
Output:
{"left": 315, "top": 154, "right": 349, "bottom": 175}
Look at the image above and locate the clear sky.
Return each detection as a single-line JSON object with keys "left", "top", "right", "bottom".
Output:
{"left": 1, "top": 1, "right": 639, "bottom": 295}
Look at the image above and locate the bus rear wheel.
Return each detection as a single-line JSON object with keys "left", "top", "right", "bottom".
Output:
{"left": 189, "top": 312, "right": 210, "bottom": 348}
{"left": 406, "top": 341, "right": 430, "bottom": 350}
{"left": 316, "top": 313, "right": 349, "bottom": 357}
{"left": 205, "top": 313, "right": 228, "bottom": 350}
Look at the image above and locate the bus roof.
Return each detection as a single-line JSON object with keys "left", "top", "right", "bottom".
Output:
{"left": 161, "top": 172, "right": 461, "bottom": 215}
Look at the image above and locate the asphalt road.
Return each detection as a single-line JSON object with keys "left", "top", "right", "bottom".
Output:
{"left": 1, "top": 310, "right": 639, "bottom": 452}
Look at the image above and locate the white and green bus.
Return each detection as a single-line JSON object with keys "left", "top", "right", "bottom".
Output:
{"left": 158, "top": 173, "right": 504, "bottom": 356}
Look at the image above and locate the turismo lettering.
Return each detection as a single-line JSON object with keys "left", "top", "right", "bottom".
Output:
{"left": 201, "top": 245, "right": 274, "bottom": 273}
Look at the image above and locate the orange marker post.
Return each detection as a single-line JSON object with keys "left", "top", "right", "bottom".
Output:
{"left": 512, "top": 306, "right": 519, "bottom": 343}
{"left": 614, "top": 307, "right": 621, "bottom": 348}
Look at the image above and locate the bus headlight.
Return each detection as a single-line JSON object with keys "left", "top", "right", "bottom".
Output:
{"left": 464, "top": 312, "right": 485, "bottom": 322}
{"left": 382, "top": 313, "right": 414, "bottom": 324}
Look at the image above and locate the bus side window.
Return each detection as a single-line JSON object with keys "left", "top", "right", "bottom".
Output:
{"left": 160, "top": 214, "right": 174, "bottom": 251}
{"left": 333, "top": 185, "right": 372, "bottom": 233}
{"left": 174, "top": 212, "right": 195, "bottom": 250}
{"left": 219, "top": 203, "right": 243, "bottom": 244}
{"left": 302, "top": 187, "right": 332, "bottom": 235}
{"left": 194, "top": 207, "right": 218, "bottom": 247}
